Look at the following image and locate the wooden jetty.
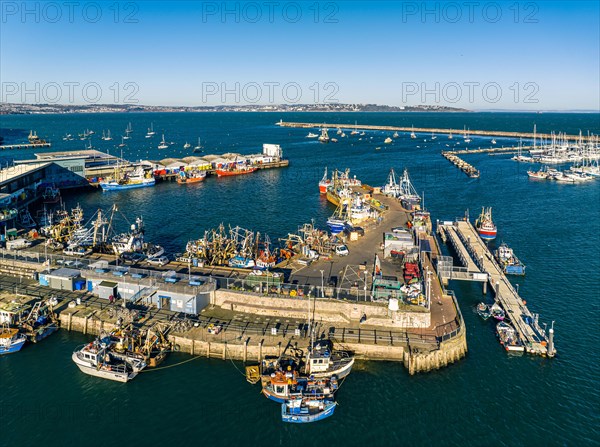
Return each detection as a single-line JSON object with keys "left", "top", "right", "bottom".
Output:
{"left": 438, "top": 218, "right": 556, "bottom": 357}
{"left": 0, "top": 142, "right": 52, "bottom": 150}
{"left": 277, "top": 122, "right": 595, "bottom": 142}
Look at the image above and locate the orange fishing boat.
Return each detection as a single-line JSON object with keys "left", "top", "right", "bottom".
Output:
{"left": 216, "top": 165, "right": 257, "bottom": 177}
{"left": 177, "top": 170, "right": 207, "bottom": 184}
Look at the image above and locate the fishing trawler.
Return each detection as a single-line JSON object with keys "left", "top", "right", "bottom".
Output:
{"left": 382, "top": 168, "right": 402, "bottom": 198}
{"left": 495, "top": 243, "right": 526, "bottom": 275}
{"left": 216, "top": 164, "right": 257, "bottom": 177}
{"left": 318, "top": 167, "right": 331, "bottom": 194}
{"left": 100, "top": 166, "right": 156, "bottom": 191}
{"left": 303, "top": 339, "right": 354, "bottom": 379}
{"left": 262, "top": 367, "right": 338, "bottom": 403}
{"left": 0, "top": 326, "right": 26, "bottom": 355}
{"left": 177, "top": 170, "right": 207, "bottom": 184}
{"left": 72, "top": 341, "right": 146, "bottom": 382}
{"left": 228, "top": 255, "right": 256, "bottom": 269}
{"left": 475, "top": 207, "right": 497, "bottom": 240}
{"left": 327, "top": 203, "right": 350, "bottom": 235}
{"left": 281, "top": 398, "right": 337, "bottom": 423}
{"left": 18, "top": 299, "right": 59, "bottom": 343}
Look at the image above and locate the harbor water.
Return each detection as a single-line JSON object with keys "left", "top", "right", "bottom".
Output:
{"left": 1, "top": 112, "right": 599, "bottom": 446}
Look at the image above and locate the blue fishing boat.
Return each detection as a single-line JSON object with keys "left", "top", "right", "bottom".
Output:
{"left": 326, "top": 217, "right": 347, "bottom": 235}
{"left": 495, "top": 243, "right": 526, "bottom": 276}
{"left": 100, "top": 166, "right": 156, "bottom": 191}
{"left": 281, "top": 398, "right": 337, "bottom": 423}
{"left": 228, "top": 255, "right": 256, "bottom": 269}
{"left": 0, "top": 327, "right": 27, "bottom": 355}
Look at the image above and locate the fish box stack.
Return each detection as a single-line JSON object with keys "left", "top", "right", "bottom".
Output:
{"left": 403, "top": 263, "right": 421, "bottom": 285}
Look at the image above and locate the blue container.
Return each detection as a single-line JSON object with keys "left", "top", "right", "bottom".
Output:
{"left": 74, "top": 280, "right": 85, "bottom": 291}
{"left": 87, "top": 281, "right": 94, "bottom": 292}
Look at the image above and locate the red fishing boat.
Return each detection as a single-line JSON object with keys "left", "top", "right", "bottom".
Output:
{"left": 319, "top": 167, "right": 331, "bottom": 194}
{"left": 475, "top": 207, "right": 497, "bottom": 240}
{"left": 216, "top": 165, "right": 257, "bottom": 177}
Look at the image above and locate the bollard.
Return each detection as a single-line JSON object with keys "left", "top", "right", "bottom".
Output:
{"left": 548, "top": 328, "right": 555, "bottom": 357}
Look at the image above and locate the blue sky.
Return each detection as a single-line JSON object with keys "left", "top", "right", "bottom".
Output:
{"left": 1, "top": 1, "right": 598, "bottom": 110}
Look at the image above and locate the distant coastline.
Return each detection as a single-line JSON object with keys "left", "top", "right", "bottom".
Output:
{"left": 0, "top": 103, "right": 468, "bottom": 115}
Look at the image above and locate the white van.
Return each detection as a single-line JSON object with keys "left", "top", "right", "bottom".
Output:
{"left": 6, "top": 238, "right": 32, "bottom": 250}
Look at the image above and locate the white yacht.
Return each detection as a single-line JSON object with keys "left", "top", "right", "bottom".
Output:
{"left": 158, "top": 134, "right": 168, "bottom": 149}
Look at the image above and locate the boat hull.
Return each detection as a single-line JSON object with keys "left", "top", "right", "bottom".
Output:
{"left": 216, "top": 168, "right": 257, "bottom": 177}
{"left": 478, "top": 229, "right": 497, "bottom": 240}
{"left": 310, "top": 358, "right": 354, "bottom": 380}
{"left": 177, "top": 175, "right": 206, "bottom": 184}
{"left": 25, "top": 323, "right": 59, "bottom": 343}
{"left": 281, "top": 401, "right": 336, "bottom": 423}
{"left": 71, "top": 353, "right": 134, "bottom": 382}
{"left": 0, "top": 337, "right": 26, "bottom": 355}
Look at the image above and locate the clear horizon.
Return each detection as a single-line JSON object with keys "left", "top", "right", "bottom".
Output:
{"left": 1, "top": 1, "right": 599, "bottom": 111}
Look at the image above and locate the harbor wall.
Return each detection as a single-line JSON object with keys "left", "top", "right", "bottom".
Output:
{"left": 404, "top": 321, "right": 468, "bottom": 375}
{"left": 58, "top": 300, "right": 461, "bottom": 374}
{"left": 214, "top": 290, "right": 431, "bottom": 328}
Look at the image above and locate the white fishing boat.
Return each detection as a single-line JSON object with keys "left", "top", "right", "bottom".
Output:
{"left": 303, "top": 340, "right": 354, "bottom": 379}
{"left": 393, "top": 131, "right": 399, "bottom": 138}
{"left": 410, "top": 126, "right": 416, "bottom": 139}
{"left": 336, "top": 128, "right": 342, "bottom": 135}
{"left": 118, "top": 136, "right": 126, "bottom": 147}
{"left": 350, "top": 121, "right": 359, "bottom": 135}
{"left": 306, "top": 132, "right": 319, "bottom": 138}
{"left": 72, "top": 341, "right": 146, "bottom": 382}
{"left": 384, "top": 137, "right": 393, "bottom": 144}
{"left": 430, "top": 132, "right": 436, "bottom": 140}
{"left": 183, "top": 142, "right": 191, "bottom": 149}
{"left": 491, "top": 139, "right": 497, "bottom": 144}
{"left": 158, "top": 134, "right": 168, "bottom": 149}
{"left": 382, "top": 168, "right": 402, "bottom": 197}
{"left": 102, "top": 130, "right": 113, "bottom": 141}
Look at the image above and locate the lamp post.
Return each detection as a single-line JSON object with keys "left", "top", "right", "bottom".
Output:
{"left": 320, "top": 270, "right": 324, "bottom": 298}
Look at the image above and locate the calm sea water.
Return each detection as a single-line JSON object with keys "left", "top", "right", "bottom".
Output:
{"left": 0, "top": 112, "right": 599, "bottom": 446}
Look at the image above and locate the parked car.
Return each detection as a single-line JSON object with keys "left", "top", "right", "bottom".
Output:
{"left": 122, "top": 252, "right": 146, "bottom": 263}
{"left": 147, "top": 256, "right": 170, "bottom": 266}
{"left": 335, "top": 244, "right": 349, "bottom": 256}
